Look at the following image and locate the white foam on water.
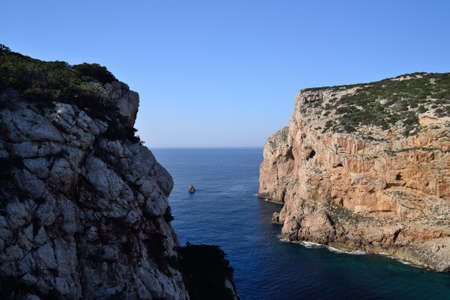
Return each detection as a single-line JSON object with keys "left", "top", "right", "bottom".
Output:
{"left": 278, "top": 235, "right": 289, "bottom": 243}
{"left": 279, "top": 239, "right": 423, "bottom": 269}
{"left": 279, "top": 238, "right": 368, "bottom": 255}
{"left": 300, "top": 241, "right": 322, "bottom": 248}
{"left": 277, "top": 239, "right": 424, "bottom": 268}
{"left": 327, "top": 246, "right": 367, "bottom": 255}
{"left": 279, "top": 239, "right": 323, "bottom": 248}
{"left": 379, "top": 252, "right": 413, "bottom": 266}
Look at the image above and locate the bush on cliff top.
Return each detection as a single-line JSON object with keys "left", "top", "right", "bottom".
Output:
{"left": 0, "top": 44, "right": 139, "bottom": 143}
{"left": 0, "top": 44, "right": 117, "bottom": 119}
{"left": 73, "top": 63, "right": 116, "bottom": 84}
{"left": 0, "top": 44, "right": 10, "bottom": 54}
{"left": 308, "top": 72, "right": 450, "bottom": 136}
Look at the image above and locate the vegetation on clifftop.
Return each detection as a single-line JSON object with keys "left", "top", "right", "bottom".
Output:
{"left": 306, "top": 72, "right": 450, "bottom": 136}
{"left": 268, "top": 126, "right": 289, "bottom": 149}
{"left": 0, "top": 44, "right": 116, "bottom": 115}
{"left": 0, "top": 44, "right": 139, "bottom": 142}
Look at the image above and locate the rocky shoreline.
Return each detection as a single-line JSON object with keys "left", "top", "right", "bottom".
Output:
{"left": 259, "top": 73, "right": 450, "bottom": 272}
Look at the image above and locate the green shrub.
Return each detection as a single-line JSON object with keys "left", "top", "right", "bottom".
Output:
{"left": 0, "top": 45, "right": 139, "bottom": 143}
{"left": 73, "top": 63, "right": 116, "bottom": 84}
{"left": 315, "top": 72, "right": 450, "bottom": 136}
{"left": 0, "top": 44, "right": 10, "bottom": 55}
{"left": 435, "top": 107, "right": 445, "bottom": 117}
{"left": 417, "top": 105, "right": 426, "bottom": 113}
{"left": 0, "top": 47, "right": 115, "bottom": 117}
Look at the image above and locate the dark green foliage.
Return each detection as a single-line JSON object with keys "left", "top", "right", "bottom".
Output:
{"left": 178, "top": 243, "right": 236, "bottom": 300}
{"left": 0, "top": 45, "right": 138, "bottom": 143}
{"left": 73, "top": 63, "right": 116, "bottom": 84}
{"left": 417, "top": 105, "right": 426, "bottom": 113}
{"left": 0, "top": 49, "right": 114, "bottom": 116}
{"left": 0, "top": 44, "right": 10, "bottom": 55}
{"left": 314, "top": 72, "right": 450, "bottom": 136}
{"left": 435, "top": 108, "right": 445, "bottom": 117}
{"left": 322, "top": 120, "right": 336, "bottom": 133}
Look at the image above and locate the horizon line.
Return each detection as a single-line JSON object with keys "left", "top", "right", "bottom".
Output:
{"left": 150, "top": 146, "right": 264, "bottom": 149}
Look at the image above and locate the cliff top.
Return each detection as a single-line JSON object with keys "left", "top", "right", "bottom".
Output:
{"left": 1, "top": 44, "right": 116, "bottom": 103}
{"left": 298, "top": 72, "right": 450, "bottom": 137}
{"left": 0, "top": 44, "right": 140, "bottom": 142}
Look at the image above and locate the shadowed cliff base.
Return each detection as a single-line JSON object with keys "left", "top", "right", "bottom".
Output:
{"left": 178, "top": 243, "right": 240, "bottom": 300}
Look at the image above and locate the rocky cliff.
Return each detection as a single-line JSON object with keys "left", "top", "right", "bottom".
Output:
{"left": 0, "top": 46, "right": 239, "bottom": 299}
{"left": 259, "top": 73, "right": 450, "bottom": 272}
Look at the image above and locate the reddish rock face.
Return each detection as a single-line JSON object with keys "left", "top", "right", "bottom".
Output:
{"left": 259, "top": 78, "right": 450, "bottom": 272}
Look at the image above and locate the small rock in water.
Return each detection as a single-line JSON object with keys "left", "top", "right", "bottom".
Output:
{"left": 188, "top": 185, "right": 196, "bottom": 193}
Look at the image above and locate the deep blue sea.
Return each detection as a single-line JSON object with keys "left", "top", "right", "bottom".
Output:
{"left": 153, "top": 148, "right": 450, "bottom": 300}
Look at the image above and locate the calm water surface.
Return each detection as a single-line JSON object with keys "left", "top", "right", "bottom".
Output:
{"left": 153, "top": 148, "right": 450, "bottom": 300}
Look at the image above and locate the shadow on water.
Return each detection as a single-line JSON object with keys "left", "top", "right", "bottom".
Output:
{"left": 153, "top": 148, "right": 450, "bottom": 300}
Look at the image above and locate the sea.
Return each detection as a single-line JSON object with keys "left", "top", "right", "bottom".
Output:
{"left": 153, "top": 148, "right": 450, "bottom": 300}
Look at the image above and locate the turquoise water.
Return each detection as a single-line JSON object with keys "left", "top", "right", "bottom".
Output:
{"left": 153, "top": 148, "right": 450, "bottom": 300}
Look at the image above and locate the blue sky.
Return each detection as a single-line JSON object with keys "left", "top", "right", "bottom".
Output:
{"left": 3, "top": 1, "right": 450, "bottom": 147}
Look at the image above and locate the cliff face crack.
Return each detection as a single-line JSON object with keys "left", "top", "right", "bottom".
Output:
{"left": 286, "top": 147, "right": 294, "bottom": 160}
{"left": 392, "top": 228, "right": 402, "bottom": 243}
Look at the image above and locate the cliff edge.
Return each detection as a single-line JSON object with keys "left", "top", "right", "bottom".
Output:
{"left": 259, "top": 73, "right": 450, "bottom": 272}
{"left": 0, "top": 46, "right": 239, "bottom": 299}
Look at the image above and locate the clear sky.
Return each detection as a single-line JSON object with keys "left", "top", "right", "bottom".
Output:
{"left": 3, "top": 1, "right": 450, "bottom": 147}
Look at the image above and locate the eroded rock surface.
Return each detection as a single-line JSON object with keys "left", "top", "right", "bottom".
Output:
{"left": 0, "top": 46, "right": 241, "bottom": 299}
{"left": 259, "top": 73, "right": 450, "bottom": 272}
{"left": 0, "top": 80, "right": 194, "bottom": 299}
